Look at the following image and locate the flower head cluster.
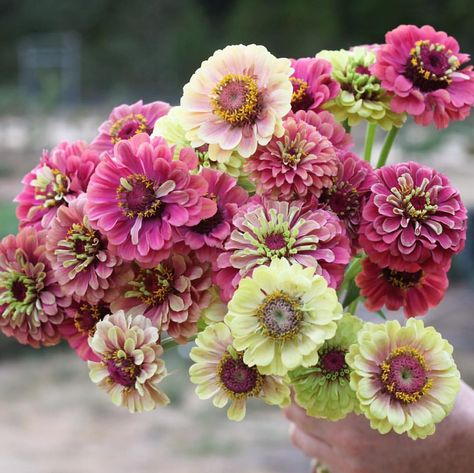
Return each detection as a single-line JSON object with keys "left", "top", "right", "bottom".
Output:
{"left": 374, "top": 25, "right": 474, "bottom": 128}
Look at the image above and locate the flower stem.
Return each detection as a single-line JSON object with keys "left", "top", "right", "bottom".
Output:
{"left": 376, "top": 127, "right": 399, "bottom": 168}
{"left": 348, "top": 298, "right": 360, "bottom": 315}
{"left": 161, "top": 335, "right": 197, "bottom": 351}
{"left": 342, "top": 120, "right": 351, "bottom": 134}
{"left": 363, "top": 123, "right": 377, "bottom": 163}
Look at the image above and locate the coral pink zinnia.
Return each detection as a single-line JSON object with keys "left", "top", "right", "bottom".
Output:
{"left": 180, "top": 44, "right": 293, "bottom": 161}
{"left": 111, "top": 252, "right": 212, "bottom": 343}
{"left": 91, "top": 100, "right": 171, "bottom": 153}
{"left": 216, "top": 198, "right": 351, "bottom": 301}
{"left": 374, "top": 24, "right": 474, "bottom": 128}
{"left": 356, "top": 257, "right": 449, "bottom": 318}
{"left": 359, "top": 162, "right": 467, "bottom": 272}
{"left": 245, "top": 111, "right": 339, "bottom": 201}
{"left": 16, "top": 141, "right": 100, "bottom": 230}
{"left": 290, "top": 57, "right": 340, "bottom": 112}
{"left": 45, "top": 195, "right": 123, "bottom": 304}
{"left": 86, "top": 133, "right": 217, "bottom": 265}
{"left": 0, "top": 228, "right": 70, "bottom": 347}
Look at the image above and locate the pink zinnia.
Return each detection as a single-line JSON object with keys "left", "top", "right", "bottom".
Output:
{"left": 60, "top": 300, "right": 112, "bottom": 361}
{"left": 356, "top": 257, "right": 449, "bottom": 318}
{"left": 16, "top": 141, "right": 99, "bottom": 229}
{"left": 86, "top": 133, "right": 217, "bottom": 265}
{"left": 290, "top": 57, "right": 340, "bottom": 112}
{"left": 245, "top": 111, "right": 339, "bottom": 200}
{"left": 216, "top": 198, "right": 351, "bottom": 301}
{"left": 0, "top": 228, "right": 70, "bottom": 347}
{"left": 111, "top": 252, "right": 212, "bottom": 343}
{"left": 91, "top": 100, "right": 171, "bottom": 153}
{"left": 45, "top": 196, "right": 123, "bottom": 304}
{"left": 177, "top": 169, "right": 249, "bottom": 263}
{"left": 374, "top": 24, "right": 474, "bottom": 128}
{"left": 359, "top": 162, "right": 467, "bottom": 272}
{"left": 318, "top": 151, "right": 377, "bottom": 249}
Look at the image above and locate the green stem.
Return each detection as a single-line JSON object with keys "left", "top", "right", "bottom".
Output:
{"left": 342, "top": 120, "right": 351, "bottom": 134}
{"left": 363, "top": 123, "right": 377, "bottom": 163}
{"left": 376, "top": 127, "right": 400, "bottom": 168}
{"left": 161, "top": 335, "right": 196, "bottom": 351}
{"left": 348, "top": 298, "right": 360, "bottom": 315}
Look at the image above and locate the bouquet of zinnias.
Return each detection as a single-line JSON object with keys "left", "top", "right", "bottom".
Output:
{"left": 2, "top": 24, "right": 472, "bottom": 443}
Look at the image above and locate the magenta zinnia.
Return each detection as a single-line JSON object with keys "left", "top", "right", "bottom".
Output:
{"left": 16, "top": 141, "right": 100, "bottom": 230}
{"left": 359, "top": 161, "right": 467, "bottom": 272}
{"left": 0, "top": 228, "right": 70, "bottom": 347}
{"left": 356, "top": 257, "right": 449, "bottom": 318}
{"left": 290, "top": 57, "right": 340, "bottom": 112}
{"left": 216, "top": 198, "right": 351, "bottom": 300}
{"left": 245, "top": 111, "right": 339, "bottom": 200}
{"left": 374, "top": 24, "right": 474, "bottom": 128}
{"left": 111, "top": 252, "right": 212, "bottom": 343}
{"left": 91, "top": 100, "right": 171, "bottom": 153}
{"left": 86, "top": 133, "right": 216, "bottom": 265}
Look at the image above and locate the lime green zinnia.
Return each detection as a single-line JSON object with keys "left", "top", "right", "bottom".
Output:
{"left": 347, "top": 318, "right": 460, "bottom": 440}
{"left": 317, "top": 47, "right": 406, "bottom": 130}
{"left": 152, "top": 106, "right": 244, "bottom": 178}
{"left": 225, "top": 258, "right": 343, "bottom": 377}
{"left": 289, "top": 313, "right": 363, "bottom": 420}
{"left": 189, "top": 322, "right": 290, "bottom": 421}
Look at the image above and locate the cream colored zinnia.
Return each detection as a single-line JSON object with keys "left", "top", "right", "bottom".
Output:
{"left": 88, "top": 310, "right": 169, "bottom": 413}
{"left": 346, "top": 318, "right": 460, "bottom": 439}
{"left": 225, "top": 258, "right": 343, "bottom": 376}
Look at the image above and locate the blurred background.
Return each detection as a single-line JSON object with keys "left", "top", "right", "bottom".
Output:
{"left": 0, "top": 1, "right": 473, "bottom": 472}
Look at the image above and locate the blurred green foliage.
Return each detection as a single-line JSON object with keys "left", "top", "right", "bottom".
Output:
{"left": 0, "top": 202, "right": 17, "bottom": 238}
{"left": 0, "top": 0, "right": 472, "bottom": 105}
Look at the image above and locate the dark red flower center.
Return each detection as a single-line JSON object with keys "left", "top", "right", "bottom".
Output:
{"left": 290, "top": 77, "right": 314, "bottom": 112}
{"left": 117, "top": 174, "right": 162, "bottom": 219}
{"left": 110, "top": 113, "right": 150, "bottom": 144}
{"left": 265, "top": 232, "right": 287, "bottom": 250}
{"left": 218, "top": 352, "right": 263, "bottom": 396}
{"left": 74, "top": 303, "right": 109, "bottom": 335}
{"left": 405, "top": 40, "right": 460, "bottom": 92}
{"left": 382, "top": 268, "right": 423, "bottom": 289}
{"left": 381, "top": 347, "right": 432, "bottom": 403}
{"left": 126, "top": 265, "right": 174, "bottom": 306}
{"left": 355, "top": 65, "right": 371, "bottom": 76}
{"left": 191, "top": 207, "right": 224, "bottom": 235}
{"left": 318, "top": 347, "right": 350, "bottom": 379}
{"left": 320, "top": 182, "right": 360, "bottom": 219}
{"left": 106, "top": 354, "right": 139, "bottom": 387}
{"left": 11, "top": 279, "right": 28, "bottom": 302}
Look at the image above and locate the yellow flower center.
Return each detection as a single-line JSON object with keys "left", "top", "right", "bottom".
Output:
{"left": 110, "top": 113, "right": 149, "bottom": 144}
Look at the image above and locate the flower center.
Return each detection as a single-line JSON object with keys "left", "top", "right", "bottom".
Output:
{"left": 290, "top": 77, "right": 314, "bottom": 112}
{"left": 125, "top": 265, "right": 174, "bottom": 306}
{"left": 380, "top": 346, "right": 432, "bottom": 403}
{"left": 264, "top": 232, "right": 287, "bottom": 251}
{"left": 191, "top": 207, "right": 224, "bottom": 235}
{"left": 318, "top": 346, "right": 350, "bottom": 380}
{"left": 319, "top": 182, "right": 360, "bottom": 218}
{"left": 339, "top": 56, "right": 381, "bottom": 101}
{"left": 105, "top": 351, "right": 139, "bottom": 387}
{"left": 211, "top": 74, "right": 261, "bottom": 126}
{"left": 11, "top": 279, "right": 28, "bottom": 302}
{"left": 257, "top": 291, "right": 303, "bottom": 340}
{"left": 116, "top": 174, "right": 162, "bottom": 219}
{"left": 0, "top": 270, "right": 42, "bottom": 319}
{"left": 74, "top": 302, "right": 109, "bottom": 336}
{"left": 110, "top": 113, "right": 150, "bottom": 144}
{"left": 217, "top": 351, "right": 264, "bottom": 398}
{"left": 31, "top": 166, "right": 69, "bottom": 210}
{"left": 277, "top": 128, "right": 308, "bottom": 168}
{"left": 405, "top": 40, "right": 460, "bottom": 92}
{"left": 382, "top": 268, "right": 424, "bottom": 289}
{"left": 387, "top": 175, "right": 438, "bottom": 222}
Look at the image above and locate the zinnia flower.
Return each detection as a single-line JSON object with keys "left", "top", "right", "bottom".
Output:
{"left": 317, "top": 47, "right": 406, "bottom": 130}
{"left": 88, "top": 310, "right": 170, "bottom": 413}
{"left": 347, "top": 318, "right": 460, "bottom": 439}
{"left": 199, "top": 286, "right": 227, "bottom": 325}
{"left": 225, "top": 258, "right": 343, "bottom": 376}
{"left": 111, "top": 252, "right": 212, "bottom": 343}
{"left": 318, "top": 151, "right": 377, "bottom": 248}
{"left": 0, "top": 228, "right": 69, "bottom": 347}
{"left": 245, "top": 111, "right": 339, "bottom": 200}
{"left": 189, "top": 322, "right": 290, "bottom": 421}
{"left": 359, "top": 161, "right": 467, "bottom": 272}
{"left": 45, "top": 196, "right": 122, "bottom": 303}
{"left": 374, "top": 25, "right": 474, "bottom": 129}
{"left": 152, "top": 106, "right": 245, "bottom": 178}
{"left": 86, "top": 133, "right": 217, "bottom": 265}
{"left": 16, "top": 141, "right": 100, "bottom": 229}
{"left": 290, "top": 57, "right": 340, "bottom": 112}
{"left": 289, "top": 313, "right": 363, "bottom": 420}
{"left": 60, "top": 300, "right": 112, "bottom": 361}
{"left": 91, "top": 100, "right": 170, "bottom": 153}
{"left": 356, "top": 257, "right": 449, "bottom": 317}
{"left": 216, "top": 198, "right": 351, "bottom": 301}
{"left": 177, "top": 169, "right": 248, "bottom": 263}
{"left": 180, "top": 44, "right": 293, "bottom": 160}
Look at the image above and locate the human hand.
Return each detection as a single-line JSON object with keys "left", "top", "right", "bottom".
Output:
{"left": 284, "top": 380, "right": 474, "bottom": 473}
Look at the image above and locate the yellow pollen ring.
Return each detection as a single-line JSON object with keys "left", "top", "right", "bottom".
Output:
{"left": 110, "top": 113, "right": 149, "bottom": 144}
{"left": 290, "top": 77, "right": 309, "bottom": 105}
